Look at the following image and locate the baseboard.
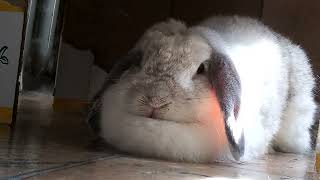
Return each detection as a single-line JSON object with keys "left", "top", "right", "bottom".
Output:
{"left": 0, "top": 107, "right": 13, "bottom": 124}
{"left": 52, "top": 98, "right": 89, "bottom": 112}
{"left": 0, "top": 124, "right": 11, "bottom": 138}
{"left": 0, "top": 0, "right": 24, "bottom": 12}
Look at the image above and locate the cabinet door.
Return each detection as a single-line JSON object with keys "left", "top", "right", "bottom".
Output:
{"left": 63, "top": 0, "right": 171, "bottom": 72}
{"left": 172, "top": 0, "right": 262, "bottom": 24}
{"left": 262, "top": 0, "right": 320, "bottom": 101}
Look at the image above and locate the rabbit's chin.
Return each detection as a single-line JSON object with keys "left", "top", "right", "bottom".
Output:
{"left": 99, "top": 86, "right": 232, "bottom": 163}
{"left": 102, "top": 112, "right": 231, "bottom": 162}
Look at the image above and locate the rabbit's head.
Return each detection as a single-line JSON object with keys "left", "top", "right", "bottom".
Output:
{"left": 98, "top": 19, "right": 244, "bottom": 161}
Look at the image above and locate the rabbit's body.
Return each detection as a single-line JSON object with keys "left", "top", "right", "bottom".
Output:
{"left": 90, "top": 16, "right": 316, "bottom": 162}
{"left": 200, "top": 16, "right": 316, "bottom": 159}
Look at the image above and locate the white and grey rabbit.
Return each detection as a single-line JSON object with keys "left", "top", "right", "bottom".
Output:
{"left": 88, "top": 15, "right": 317, "bottom": 162}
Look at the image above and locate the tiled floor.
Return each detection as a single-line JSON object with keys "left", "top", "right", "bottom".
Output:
{"left": 0, "top": 92, "right": 318, "bottom": 179}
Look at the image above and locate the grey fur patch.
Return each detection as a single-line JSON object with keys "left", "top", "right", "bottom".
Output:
{"left": 87, "top": 50, "right": 143, "bottom": 134}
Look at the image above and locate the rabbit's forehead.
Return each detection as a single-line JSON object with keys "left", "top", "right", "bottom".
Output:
{"left": 142, "top": 34, "right": 212, "bottom": 75}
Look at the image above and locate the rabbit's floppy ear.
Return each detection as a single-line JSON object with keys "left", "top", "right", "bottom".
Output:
{"left": 87, "top": 50, "right": 143, "bottom": 133}
{"left": 207, "top": 51, "right": 245, "bottom": 161}
{"left": 192, "top": 26, "right": 245, "bottom": 161}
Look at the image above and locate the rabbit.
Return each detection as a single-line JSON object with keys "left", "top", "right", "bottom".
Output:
{"left": 88, "top": 15, "right": 317, "bottom": 163}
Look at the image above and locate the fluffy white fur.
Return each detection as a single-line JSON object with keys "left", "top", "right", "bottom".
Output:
{"left": 99, "top": 16, "right": 316, "bottom": 162}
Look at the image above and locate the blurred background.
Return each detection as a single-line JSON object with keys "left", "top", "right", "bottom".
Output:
{"left": 20, "top": 0, "right": 320, "bottom": 102}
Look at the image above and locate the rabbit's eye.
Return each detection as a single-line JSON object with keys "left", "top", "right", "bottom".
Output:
{"left": 196, "top": 63, "right": 205, "bottom": 75}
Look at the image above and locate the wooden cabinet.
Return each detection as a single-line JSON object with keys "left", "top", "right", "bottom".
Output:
{"left": 262, "top": 0, "right": 320, "bottom": 101}
{"left": 62, "top": 0, "right": 264, "bottom": 71}
{"left": 61, "top": 0, "right": 320, "bottom": 100}
{"left": 172, "top": 0, "right": 262, "bottom": 24}
{"left": 62, "top": 0, "right": 171, "bottom": 72}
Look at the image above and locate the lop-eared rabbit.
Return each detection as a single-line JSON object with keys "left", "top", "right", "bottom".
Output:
{"left": 88, "top": 16, "right": 316, "bottom": 162}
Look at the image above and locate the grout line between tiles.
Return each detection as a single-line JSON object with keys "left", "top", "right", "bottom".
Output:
{"left": 2, "top": 155, "right": 120, "bottom": 180}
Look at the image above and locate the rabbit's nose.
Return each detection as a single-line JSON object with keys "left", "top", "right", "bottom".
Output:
{"left": 146, "top": 96, "right": 172, "bottom": 109}
{"left": 146, "top": 97, "right": 172, "bottom": 119}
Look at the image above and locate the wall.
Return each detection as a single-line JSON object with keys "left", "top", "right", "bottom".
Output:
{"left": 61, "top": 0, "right": 320, "bottom": 100}
{"left": 262, "top": 0, "right": 320, "bottom": 101}
{"left": 62, "top": 0, "right": 264, "bottom": 71}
